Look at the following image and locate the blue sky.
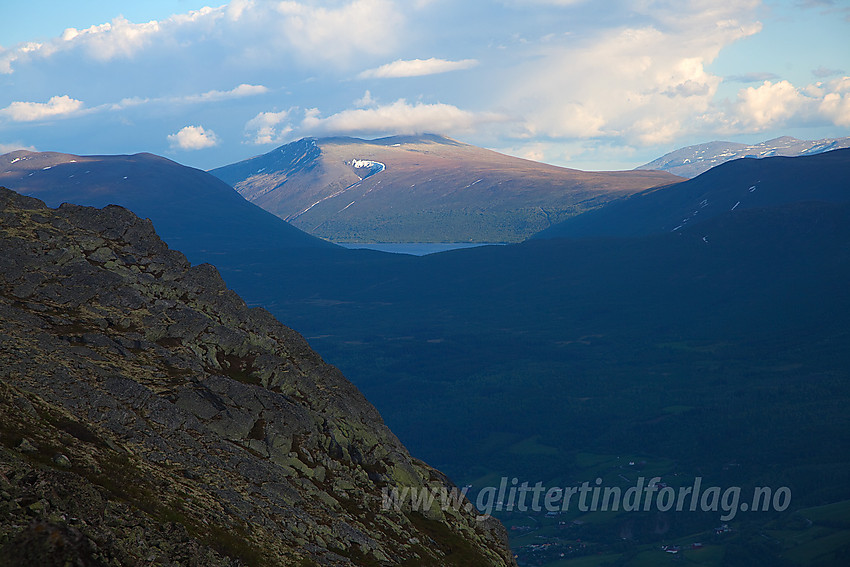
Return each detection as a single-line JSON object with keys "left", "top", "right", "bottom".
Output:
{"left": 1, "top": 0, "right": 848, "bottom": 171}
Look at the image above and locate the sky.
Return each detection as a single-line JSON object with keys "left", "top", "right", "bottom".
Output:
{"left": 1, "top": 0, "right": 849, "bottom": 171}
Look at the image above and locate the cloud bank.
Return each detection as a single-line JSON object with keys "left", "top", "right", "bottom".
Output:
{"left": 1, "top": 0, "right": 847, "bottom": 169}
{"left": 168, "top": 126, "right": 219, "bottom": 150}
{"left": 299, "top": 99, "right": 507, "bottom": 137}
{"left": 0, "top": 95, "right": 84, "bottom": 122}
{"left": 245, "top": 111, "right": 293, "bottom": 145}
{"left": 358, "top": 58, "right": 478, "bottom": 78}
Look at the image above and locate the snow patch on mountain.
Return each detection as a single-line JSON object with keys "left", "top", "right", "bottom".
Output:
{"left": 638, "top": 136, "right": 850, "bottom": 178}
{"left": 346, "top": 159, "right": 385, "bottom": 179}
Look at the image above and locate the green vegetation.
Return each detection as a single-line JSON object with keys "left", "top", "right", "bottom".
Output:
{"left": 405, "top": 512, "right": 495, "bottom": 567}
{"left": 215, "top": 351, "right": 262, "bottom": 385}
{"left": 800, "top": 500, "right": 850, "bottom": 527}
{"left": 306, "top": 207, "right": 589, "bottom": 244}
{"left": 0, "top": 385, "right": 271, "bottom": 567}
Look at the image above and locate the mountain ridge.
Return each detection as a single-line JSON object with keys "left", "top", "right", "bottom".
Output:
{"left": 0, "top": 150, "right": 334, "bottom": 260}
{"left": 636, "top": 135, "right": 850, "bottom": 178}
{"left": 535, "top": 147, "right": 850, "bottom": 241}
{"left": 210, "top": 134, "right": 680, "bottom": 243}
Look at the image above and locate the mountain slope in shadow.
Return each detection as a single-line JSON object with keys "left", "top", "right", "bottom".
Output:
{"left": 0, "top": 150, "right": 334, "bottom": 257}
{"left": 535, "top": 148, "right": 850, "bottom": 240}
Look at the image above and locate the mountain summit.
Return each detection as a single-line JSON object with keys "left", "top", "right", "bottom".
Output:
{"left": 210, "top": 135, "right": 679, "bottom": 243}
{"left": 536, "top": 148, "right": 850, "bottom": 240}
{"left": 0, "top": 150, "right": 333, "bottom": 260}
{"left": 636, "top": 135, "right": 850, "bottom": 178}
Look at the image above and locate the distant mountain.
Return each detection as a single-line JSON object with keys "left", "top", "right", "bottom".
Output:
{"left": 0, "top": 150, "right": 333, "bottom": 259}
{"left": 636, "top": 135, "right": 850, "bottom": 178}
{"left": 0, "top": 187, "right": 515, "bottom": 566}
{"left": 535, "top": 148, "right": 850, "bottom": 240}
{"left": 210, "top": 134, "right": 680, "bottom": 243}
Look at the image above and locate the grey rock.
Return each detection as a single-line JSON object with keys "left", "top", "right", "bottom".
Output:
{"left": 16, "top": 439, "right": 37, "bottom": 454}
{"left": 0, "top": 186, "right": 516, "bottom": 567}
{"left": 52, "top": 454, "right": 72, "bottom": 468}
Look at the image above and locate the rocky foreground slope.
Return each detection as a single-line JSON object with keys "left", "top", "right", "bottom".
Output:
{"left": 0, "top": 187, "right": 514, "bottom": 566}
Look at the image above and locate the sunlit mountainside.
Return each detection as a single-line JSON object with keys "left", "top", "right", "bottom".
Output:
{"left": 636, "top": 135, "right": 850, "bottom": 178}
{"left": 210, "top": 134, "right": 680, "bottom": 243}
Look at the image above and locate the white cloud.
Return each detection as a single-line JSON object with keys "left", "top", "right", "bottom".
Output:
{"left": 1, "top": 0, "right": 847, "bottom": 169}
{"left": 0, "top": 49, "right": 15, "bottom": 74}
{"left": 0, "top": 1, "right": 404, "bottom": 73}
{"left": 0, "top": 142, "right": 37, "bottom": 153}
{"left": 180, "top": 84, "right": 269, "bottom": 103}
{"left": 107, "top": 84, "right": 268, "bottom": 111}
{"left": 818, "top": 77, "right": 850, "bottom": 126}
{"left": 630, "top": 117, "right": 684, "bottom": 145}
{"left": 495, "top": 141, "right": 549, "bottom": 163}
{"left": 1, "top": 9, "right": 223, "bottom": 73}
{"left": 0, "top": 42, "right": 41, "bottom": 74}
{"left": 723, "top": 76, "right": 850, "bottom": 131}
{"left": 358, "top": 58, "right": 478, "bottom": 79}
{"left": 263, "top": 0, "right": 404, "bottom": 63}
{"left": 501, "top": 2, "right": 763, "bottom": 145}
{"left": 493, "top": 0, "right": 848, "bottom": 145}
{"left": 0, "top": 95, "right": 84, "bottom": 122}
{"left": 110, "top": 96, "right": 150, "bottom": 110}
{"left": 299, "top": 99, "right": 507, "bottom": 137}
{"left": 500, "top": 0, "right": 587, "bottom": 5}
{"left": 225, "top": 0, "right": 255, "bottom": 21}
{"left": 0, "top": 83, "right": 269, "bottom": 126}
{"left": 168, "top": 125, "right": 219, "bottom": 150}
{"left": 355, "top": 90, "right": 376, "bottom": 107}
{"left": 732, "top": 80, "right": 806, "bottom": 129}
{"left": 60, "top": 16, "right": 162, "bottom": 61}
{"left": 244, "top": 110, "right": 293, "bottom": 145}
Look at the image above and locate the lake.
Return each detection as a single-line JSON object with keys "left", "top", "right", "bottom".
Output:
{"left": 337, "top": 242, "right": 505, "bottom": 256}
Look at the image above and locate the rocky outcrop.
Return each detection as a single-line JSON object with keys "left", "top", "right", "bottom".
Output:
{"left": 0, "top": 187, "right": 514, "bottom": 566}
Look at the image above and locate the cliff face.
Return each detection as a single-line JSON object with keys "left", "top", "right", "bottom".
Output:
{"left": 0, "top": 187, "right": 514, "bottom": 566}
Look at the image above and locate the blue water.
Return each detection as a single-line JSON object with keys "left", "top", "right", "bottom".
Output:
{"left": 338, "top": 242, "right": 504, "bottom": 256}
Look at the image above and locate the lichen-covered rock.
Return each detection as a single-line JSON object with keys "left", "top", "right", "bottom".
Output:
{"left": 0, "top": 187, "right": 515, "bottom": 566}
